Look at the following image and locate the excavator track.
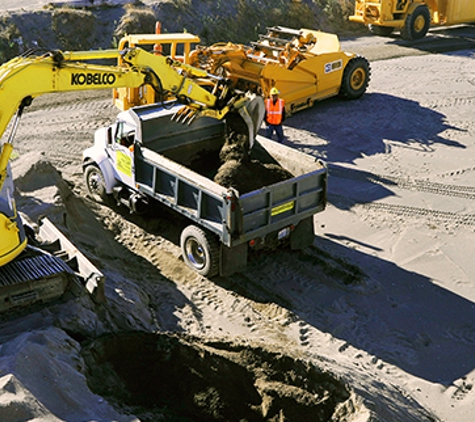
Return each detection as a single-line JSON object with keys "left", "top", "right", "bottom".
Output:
{"left": 0, "top": 251, "right": 76, "bottom": 310}
{"left": 0, "top": 218, "right": 105, "bottom": 313}
{"left": 0, "top": 252, "right": 74, "bottom": 284}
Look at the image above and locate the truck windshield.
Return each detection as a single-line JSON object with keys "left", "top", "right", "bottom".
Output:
{"left": 115, "top": 121, "right": 136, "bottom": 148}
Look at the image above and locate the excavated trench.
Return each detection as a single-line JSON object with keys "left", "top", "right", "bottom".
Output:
{"left": 82, "top": 332, "right": 357, "bottom": 422}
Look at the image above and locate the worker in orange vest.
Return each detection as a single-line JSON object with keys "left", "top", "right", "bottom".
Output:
{"left": 265, "top": 87, "right": 286, "bottom": 143}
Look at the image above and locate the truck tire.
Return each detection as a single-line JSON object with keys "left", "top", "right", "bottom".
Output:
{"left": 339, "top": 56, "right": 370, "bottom": 100}
{"left": 84, "top": 164, "right": 110, "bottom": 204}
{"left": 368, "top": 25, "right": 394, "bottom": 37}
{"left": 401, "top": 6, "right": 431, "bottom": 40}
{"left": 180, "top": 225, "right": 220, "bottom": 278}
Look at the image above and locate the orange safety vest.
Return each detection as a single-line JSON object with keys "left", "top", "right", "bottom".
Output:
{"left": 265, "top": 98, "right": 285, "bottom": 125}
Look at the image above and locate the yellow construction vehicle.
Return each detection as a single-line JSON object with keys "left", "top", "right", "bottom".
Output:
{"left": 187, "top": 26, "right": 371, "bottom": 115}
{"left": 0, "top": 46, "right": 261, "bottom": 311}
{"left": 113, "top": 23, "right": 201, "bottom": 110}
{"left": 350, "top": 0, "right": 475, "bottom": 40}
{"left": 111, "top": 25, "right": 370, "bottom": 116}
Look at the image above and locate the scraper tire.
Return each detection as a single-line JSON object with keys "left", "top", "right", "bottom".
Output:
{"left": 339, "top": 56, "right": 370, "bottom": 100}
{"left": 401, "top": 6, "right": 430, "bottom": 40}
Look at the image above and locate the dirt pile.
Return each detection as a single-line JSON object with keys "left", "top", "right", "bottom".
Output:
{"left": 0, "top": 0, "right": 364, "bottom": 63}
{"left": 83, "top": 332, "right": 365, "bottom": 422}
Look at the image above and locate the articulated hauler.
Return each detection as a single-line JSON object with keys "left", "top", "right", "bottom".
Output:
{"left": 350, "top": 0, "right": 475, "bottom": 40}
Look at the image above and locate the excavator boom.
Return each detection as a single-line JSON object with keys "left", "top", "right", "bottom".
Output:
{"left": 0, "top": 47, "right": 263, "bottom": 187}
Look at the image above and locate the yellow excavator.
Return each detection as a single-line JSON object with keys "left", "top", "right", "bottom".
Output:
{"left": 0, "top": 46, "right": 262, "bottom": 312}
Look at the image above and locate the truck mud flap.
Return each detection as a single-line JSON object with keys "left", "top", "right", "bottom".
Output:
{"left": 290, "top": 217, "right": 315, "bottom": 250}
{"left": 220, "top": 243, "right": 248, "bottom": 277}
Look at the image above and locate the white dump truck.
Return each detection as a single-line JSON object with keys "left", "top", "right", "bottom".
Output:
{"left": 83, "top": 103, "right": 328, "bottom": 277}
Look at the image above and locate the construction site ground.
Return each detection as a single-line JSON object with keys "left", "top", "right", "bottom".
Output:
{"left": 1, "top": 24, "right": 475, "bottom": 421}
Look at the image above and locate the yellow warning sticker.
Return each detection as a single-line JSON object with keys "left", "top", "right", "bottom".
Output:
{"left": 271, "top": 201, "right": 294, "bottom": 216}
{"left": 116, "top": 150, "right": 132, "bottom": 177}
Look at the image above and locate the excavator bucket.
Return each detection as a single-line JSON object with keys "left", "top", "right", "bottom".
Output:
{"left": 171, "top": 92, "right": 265, "bottom": 149}
{"left": 236, "top": 93, "right": 265, "bottom": 148}
{"left": 219, "top": 92, "right": 265, "bottom": 150}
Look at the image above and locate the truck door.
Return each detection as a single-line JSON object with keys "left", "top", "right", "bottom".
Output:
{"left": 111, "top": 121, "right": 136, "bottom": 189}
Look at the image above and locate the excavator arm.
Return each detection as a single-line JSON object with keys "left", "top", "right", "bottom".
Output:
{"left": 0, "top": 49, "right": 144, "bottom": 192}
{"left": 119, "top": 48, "right": 263, "bottom": 138}
{"left": 0, "top": 47, "right": 263, "bottom": 191}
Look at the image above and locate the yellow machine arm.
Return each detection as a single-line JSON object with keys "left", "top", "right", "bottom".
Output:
{"left": 0, "top": 47, "right": 261, "bottom": 192}
{"left": 0, "top": 46, "right": 264, "bottom": 268}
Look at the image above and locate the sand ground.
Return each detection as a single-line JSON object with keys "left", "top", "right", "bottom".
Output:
{"left": 1, "top": 3, "right": 475, "bottom": 420}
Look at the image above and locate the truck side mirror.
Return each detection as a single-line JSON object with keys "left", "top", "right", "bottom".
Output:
{"left": 107, "top": 127, "right": 113, "bottom": 145}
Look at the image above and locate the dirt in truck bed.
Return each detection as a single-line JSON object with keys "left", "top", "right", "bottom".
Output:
{"left": 214, "top": 130, "right": 294, "bottom": 194}
{"left": 184, "top": 128, "right": 295, "bottom": 194}
{"left": 214, "top": 154, "right": 294, "bottom": 194}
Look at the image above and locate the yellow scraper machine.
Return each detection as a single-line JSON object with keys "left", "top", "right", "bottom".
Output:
{"left": 111, "top": 25, "right": 370, "bottom": 115}
{"left": 188, "top": 26, "right": 371, "bottom": 114}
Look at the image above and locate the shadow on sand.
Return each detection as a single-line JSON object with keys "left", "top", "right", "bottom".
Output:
{"left": 284, "top": 92, "right": 464, "bottom": 164}
{"left": 218, "top": 236, "right": 475, "bottom": 386}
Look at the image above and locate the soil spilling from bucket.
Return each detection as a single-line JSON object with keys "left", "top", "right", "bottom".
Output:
{"left": 82, "top": 332, "right": 356, "bottom": 422}
{"left": 214, "top": 126, "right": 294, "bottom": 194}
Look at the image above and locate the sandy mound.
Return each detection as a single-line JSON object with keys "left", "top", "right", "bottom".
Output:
{"left": 0, "top": 326, "right": 135, "bottom": 422}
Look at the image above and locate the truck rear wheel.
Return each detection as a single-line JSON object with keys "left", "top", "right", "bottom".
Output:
{"left": 339, "top": 56, "right": 370, "bottom": 100}
{"left": 84, "top": 164, "right": 110, "bottom": 204}
{"left": 401, "top": 6, "right": 431, "bottom": 40}
{"left": 180, "top": 225, "right": 220, "bottom": 278}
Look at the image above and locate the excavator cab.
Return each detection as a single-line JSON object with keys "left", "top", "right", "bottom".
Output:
{"left": 0, "top": 163, "right": 27, "bottom": 266}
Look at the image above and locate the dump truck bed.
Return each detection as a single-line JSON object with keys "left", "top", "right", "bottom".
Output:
{"left": 131, "top": 107, "right": 326, "bottom": 249}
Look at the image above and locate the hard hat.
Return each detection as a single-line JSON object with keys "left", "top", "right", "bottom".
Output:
{"left": 270, "top": 87, "right": 280, "bottom": 95}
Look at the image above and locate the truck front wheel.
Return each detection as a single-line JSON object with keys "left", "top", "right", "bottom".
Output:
{"left": 84, "top": 164, "right": 110, "bottom": 204}
{"left": 180, "top": 225, "right": 220, "bottom": 278}
{"left": 339, "top": 56, "right": 370, "bottom": 100}
{"left": 401, "top": 6, "right": 431, "bottom": 40}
